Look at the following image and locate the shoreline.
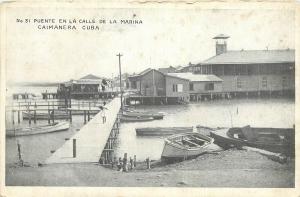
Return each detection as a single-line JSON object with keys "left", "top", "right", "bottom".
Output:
{"left": 5, "top": 149, "right": 294, "bottom": 187}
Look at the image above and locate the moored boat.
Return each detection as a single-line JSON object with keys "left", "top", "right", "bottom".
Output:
{"left": 210, "top": 125, "right": 294, "bottom": 155}
{"left": 122, "top": 110, "right": 164, "bottom": 120}
{"left": 136, "top": 127, "right": 193, "bottom": 136}
{"left": 161, "top": 132, "right": 214, "bottom": 162}
{"left": 120, "top": 116, "right": 154, "bottom": 122}
{"left": 6, "top": 121, "right": 70, "bottom": 137}
{"left": 22, "top": 111, "right": 69, "bottom": 120}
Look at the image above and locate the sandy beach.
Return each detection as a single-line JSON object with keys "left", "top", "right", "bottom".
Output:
{"left": 6, "top": 149, "right": 294, "bottom": 187}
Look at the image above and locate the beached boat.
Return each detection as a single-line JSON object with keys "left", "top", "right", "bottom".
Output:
{"left": 22, "top": 111, "right": 69, "bottom": 120}
{"left": 120, "top": 116, "right": 154, "bottom": 122}
{"left": 122, "top": 110, "right": 164, "bottom": 120}
{"left": 161, "top": 132, "right": 214, "bottom": 162}
{"left": 6, "top": 121, "right": 70, "bottom": 137}
{"left": 210, "top": 125, "right": 294, "bottom": 155}
{"left": 136, "top": 127, "right": 193, "bottom": 136}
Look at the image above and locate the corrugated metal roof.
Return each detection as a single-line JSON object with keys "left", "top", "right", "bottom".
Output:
{"left": 202, "top": 49, "right": 295, "bottom": 65}
{"left": 167, "top": 73, "right": 223, "bottom": 82}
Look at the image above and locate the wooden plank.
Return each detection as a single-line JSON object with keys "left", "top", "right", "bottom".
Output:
{"left": 45, "top": 98, "right": 121, "bottom": 164}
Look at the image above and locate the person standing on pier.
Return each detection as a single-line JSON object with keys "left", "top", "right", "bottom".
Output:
{"left": 98, "top": 104, "right": 107, "bottom": 123}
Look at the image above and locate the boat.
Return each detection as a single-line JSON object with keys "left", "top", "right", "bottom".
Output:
{"left": 136, "top": 127, "right": 193, "bottom": 136}
{"left": 22, "top": 111, "right": 69, "bottom": 120}
{"left": 122, "top": 110, "right": 164, "bottom": 120}
{"left": 161, "top": 132, "right": 214, "bottom": 162}
{"left": 209, "top": 125, "right": 294, "bottom": 155}
{"left": 120, "top": 116, "right": 154, "bottom": 122}
{"left": 6, "top": 121, "right": 70, "bottom": 137}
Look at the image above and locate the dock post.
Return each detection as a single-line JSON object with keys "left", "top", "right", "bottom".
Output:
{"left": 123, "top": 153, "right": 128, "bottom": 172}
{"left": 12, "top": 110, "right": 15, "bottom": 125}
{"left": 88, "top": 110, "right": 90, "bottom": 122}
{"left": 28, "top": 111, "right": 31, "bottom": 125}
{"left": 52, "top": 109, "right": 55, "bottom": 123}
{"left": 34, "top": 110, "right": 37, "bottom": 124}
{"left": 129, "top": 157, "right": 133, "bottom": 170}
{"left": 146, "top": 157, "right": 151, "bottom": 169}
{"left": 17, "top": 142, "right": 24, "bottom": 166}
{"left": 84, "top": 110, "right": 87, "bottom": 124}
{"left": 134, "top": 155, "right": 136, "bottom": 167}
{"left": 73, "top": 139, "right": 76, "bottom": 158}
{"left": 69, "top": 110, "right": 72, "bottom": 123}
{"left": 17, "top": 111, "right": 20, "bottom": 123}
{"left": 48, "top": 109, "right": 50, "bottom": 124}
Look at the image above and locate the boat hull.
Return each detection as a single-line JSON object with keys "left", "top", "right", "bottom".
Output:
{"left": 161, "top": 132, "right": 214, "bottom": 162}
{"left": 136, "top": 127, "right": 193, "bottom": 136}
{"left": 6, "top": 122, "right": 70, "bottom": 137}
{"left": 120, "top": 116, "right": 154, "bottom": 122}
{"left": 22, "top": 111, "right": 69, "bottom": 120}
{"left": 122, "top": 111, "right": 164, "bottom": 120}
{"left": 210, "top": 127, "right": 294, "bottom": 156}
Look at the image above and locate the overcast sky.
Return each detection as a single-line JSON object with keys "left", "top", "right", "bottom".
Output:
{"left": 5, "top": 7, "right": 295, "bottom": 83}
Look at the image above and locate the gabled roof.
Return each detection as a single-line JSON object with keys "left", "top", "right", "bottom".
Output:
{"left": 158, "top": 66, "right": 177, "bottom": 74}
{"left": 202, "top": 49, "right": 295, "bottom": 65}
{"left": 80, "top": 74, "right": 102, "bottom": 80}
{"left": 167, "top": 73, "right": 223, "bottom": 82}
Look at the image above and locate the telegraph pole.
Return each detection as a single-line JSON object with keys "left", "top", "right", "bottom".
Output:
{"left": 117, "top": 53, "right": 123, "bottom": 109}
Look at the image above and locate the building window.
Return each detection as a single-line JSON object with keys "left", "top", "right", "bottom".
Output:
{"left": 262, "top": 76, "right": 267, "bottom": 88}
{"left": 173, "top": 84, "right": 177, "bottom": 92}
{"left": 131, "top": 81, "right": 137, "bottom": 89}
{"left": 205, "top": 83, "right": 214, "bottom": 91}
{"left": 189, "top": 83, "right": 194, "bottom": 91}
{"left": 178, "top": 84, "right": 183, "bottom": 92}
{"left": 237, "top": 78, "right": 242, "bottom": 89}
{"left": 173, "top": 84, "right": 183, "bottom": 92}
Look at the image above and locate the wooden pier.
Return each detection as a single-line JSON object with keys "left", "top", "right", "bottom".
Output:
{"left": 45, "top": 97, "right": 121, "bottom": 164}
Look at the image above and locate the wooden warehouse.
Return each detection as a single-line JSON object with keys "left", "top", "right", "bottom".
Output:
{"left": 183, "top": 34, "right": 295, "bottom": 98}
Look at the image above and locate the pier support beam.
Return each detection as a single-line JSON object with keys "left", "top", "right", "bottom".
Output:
{"left": 73, "top": 139, "right": 76, "bottom": 158}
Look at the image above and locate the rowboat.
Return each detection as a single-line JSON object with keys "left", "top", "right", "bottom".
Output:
{"left": 136, "top": 127, "right": 193, "bottom": 136}
{"left": 6, "top": 121, "right": 70, "bottom": 137}
{"left": 122, "top": 110, "right": 164, "bottom": 120}
{"left": 210, "top": 125, "right": 294, "bottom": 155}
{"left": 161, "top": 132, "right": 214, "bottom": 162}
{"left": 22, "top": 111, "right": 69, "bottom": 120}
{"left": 120, "top": 116, "right": 154, "bottom": 122}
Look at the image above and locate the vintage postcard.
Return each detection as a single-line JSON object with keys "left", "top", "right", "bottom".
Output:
{"left": 0, "top": 1, "right": 299, "bottom": 197}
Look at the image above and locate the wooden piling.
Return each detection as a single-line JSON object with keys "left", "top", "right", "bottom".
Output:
{"left": 146, "top": 157, "right": 151, "bottom": 169}
{"left": 69, "top": 110, "right": 72, "bottom": 123}
{"left": 12, "top": 110, "right": 15, "bottom": 125}
{"left": 88, "top": 110, "right": 90, "bottom": 121}
{"left": 123, "top": 153, "right": 128, "bottom": 172}
{"left": 73, "top": 139, "right": 76, "bottom": 158}
{"left": 84, "top": 110, "right": 87, "bottom": 124}
{"left": 17, "top": 143, "right": 23, "bottom": 166}
{"left": 34, "top": 110, "right": 37, "bottom": 124}
{"left": 134, "top": 155, "right": 136, "bottom": 167}
{"left": 28, "top": 111, "right": 31, "bottom": 125}
{"left": 48, "top": 109, "right": 50, "bottom": 124}
{"left": 18, "top": 111, "right": 20, "bottom": 124}
{"left": 52, "top": 109, "right": 55, "bottom": 123}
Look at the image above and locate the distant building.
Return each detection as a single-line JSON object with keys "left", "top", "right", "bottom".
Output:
{"left": 127, "top": 68, "right": 190, "bottom": 103}
{"left": 179, "top": 35, "right": 295, "bottom": 97}
{"left": 158, "top": 66, "right": 178, "bottom": 74}
{"left": 166, "top": 72, "right": 223, "bottom": 101}
{"left": 57, "top": 74, "right": 113, "bottom": 99}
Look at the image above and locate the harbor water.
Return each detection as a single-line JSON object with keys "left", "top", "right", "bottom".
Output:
{"left": 5, "top": 86, "right": 295, "bottom": 164}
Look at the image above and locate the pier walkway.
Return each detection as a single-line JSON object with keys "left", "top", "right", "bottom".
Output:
{"left": 45, "top": 98, "right": 121, "bottom": 164}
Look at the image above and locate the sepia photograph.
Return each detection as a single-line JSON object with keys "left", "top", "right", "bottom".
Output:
{"left": 0, "top": 1, "right": 298, "bottom": 196}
